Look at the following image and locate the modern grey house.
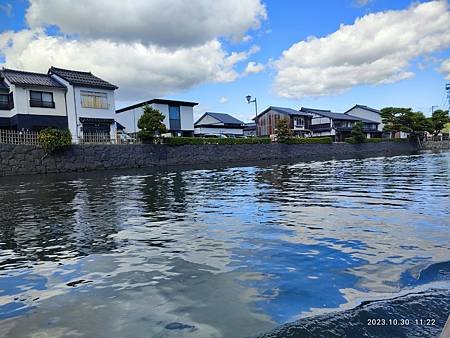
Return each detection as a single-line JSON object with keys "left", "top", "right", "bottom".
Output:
{"left": 116, "top": 99, "right": 198, "bottom": 137}
{"left": 303, "top": 107, "right": 381, "bottom": 141}
{"left": 344, "top": 105, "right": 384, "bottom": 132}
{"left": 194, "top": 112, "right": 244, "bottom": 137}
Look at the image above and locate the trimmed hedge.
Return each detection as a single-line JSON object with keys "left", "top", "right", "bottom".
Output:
{"left": 163, "top": 137, "right": 271, "bottom": 146}
{"left": 279, "top": 137, "right": 332, "bottom": 145}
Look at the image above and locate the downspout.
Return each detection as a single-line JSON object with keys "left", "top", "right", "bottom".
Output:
{"left": 72, "top": 86, "right": 79, "bottom": 140}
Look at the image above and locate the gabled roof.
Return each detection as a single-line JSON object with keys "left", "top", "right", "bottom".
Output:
{"left": 1, "top": 68, "right": 66, "bottom": 89}
{"left": 306, "top": 108, "right": 378, "bottom": 123}
{"left": 116, "top": 98, "right": 198, "bottom": 113}
{"left": 49, "top": 66, "right": 118, "bottom": 90}
{"left": 254, "top": 106, "right": 312, "bottom": 120}
{"left": 195, "top": 112, "right": 244, "bottom": 126}
{"left": 344, "top": 104, "right": 381, "bottom": 115}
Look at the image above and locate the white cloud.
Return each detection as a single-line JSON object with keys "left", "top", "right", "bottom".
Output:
{"left": 244, "top": 61, "right": 265, "bottom": 74}
{"left": 0, "top": 29, "right": 257, "bottom": 100}
{"left": 440, "top": 58, "right": 450, "bottom": 80}
{"left": 219, "top": 96, "right": 229, "bottom": 104}
{"left": 274, "top": 1, "right": 450, "bottom": 99}
{"left": 26, "top": 0, "right": 267, "bottom": 47}
{"left": 355, "top": 0, "right": 372, "bottom": 7}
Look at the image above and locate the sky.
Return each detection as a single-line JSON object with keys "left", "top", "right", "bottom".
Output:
{"left": 0, "top": 0, "right": 449, "bottom": 122}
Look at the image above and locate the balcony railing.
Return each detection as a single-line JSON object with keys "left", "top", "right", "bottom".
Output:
{"left": 29, "top": 100, "right": 55, "bottom": 108}
{"left": 310, "top": 123, "right": 331, "bottom": 132}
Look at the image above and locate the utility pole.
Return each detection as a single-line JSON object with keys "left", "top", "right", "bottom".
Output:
{"left": 446, "top": 83, "right": 450, "bottom": 109}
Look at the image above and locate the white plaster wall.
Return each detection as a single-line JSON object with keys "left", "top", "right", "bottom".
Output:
{"left": 346, "top": 107, "right": 383, "bottom": 131}
{"left": 8, "top": 85, "right": 66, "bottom": 118}
{"left": 311, "top": 117, "right": 331, "bottom": 124}
{"left": 180, "top": 105, "right": 194, "bottom": 131}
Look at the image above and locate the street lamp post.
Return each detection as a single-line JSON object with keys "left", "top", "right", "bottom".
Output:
{"left": 246, "top": 95, "right": 258, "bottom": 119}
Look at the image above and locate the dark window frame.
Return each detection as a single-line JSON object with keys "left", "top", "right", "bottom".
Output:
{"left": 29, "top": 90, "right": 55, "bottom": 108}
{"left": 0, "top": 92, "right": 14, "bottom": 110}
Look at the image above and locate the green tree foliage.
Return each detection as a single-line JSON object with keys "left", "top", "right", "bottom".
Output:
{"left": 38, "top": 128, "right": 72, "bottom": 153}
{"left": 350, "top": 121, "right": 366, "bottom": 143}
{"left": 137, "top": 105, "right": 167, "bottom": 140}
{"left": 381, "top": 107, "right": 429, "bottom": 136}
{"left": 428, "top": 109, "right": 449, "bottom": 138}
{"left": 275, "top": 118, "right": 293, "bottom": 142}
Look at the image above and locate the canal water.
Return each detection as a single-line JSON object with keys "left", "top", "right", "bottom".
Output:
{"left": 0, "top": 151, "right": 449, "bottom": 337}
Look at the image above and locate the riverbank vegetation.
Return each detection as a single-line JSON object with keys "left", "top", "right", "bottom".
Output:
{"left": 37, "top": 128, "right": 72, "bottom": 153}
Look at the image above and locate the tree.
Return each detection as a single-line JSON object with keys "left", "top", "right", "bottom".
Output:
{"left": 350, "top": 121, "right": 366, "bottom": 143}
{"left": 276, "top": 118, "right": 293, "bottom": 142}
{"left": 137, "top": 105, "right": 167, "bottom": 141}
{"left": 38, "top": 128, "right": 72, "bottom": 153}
{"left": 380, "top": 107, "right": 412, "bottom": 137}
{"left": 427, "top": 109, "right": 449, "bottom": 139}
{"left": 380, "top": 107, "right": 429, "bottom": 144}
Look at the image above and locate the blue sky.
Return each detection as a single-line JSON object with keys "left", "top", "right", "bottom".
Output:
{"left": 1, "top": 0, "right": 449, "bottom": 122}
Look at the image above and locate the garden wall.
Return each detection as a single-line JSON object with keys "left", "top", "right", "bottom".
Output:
{"left": 0, "top": 141, "right": 418, "bottom": 176}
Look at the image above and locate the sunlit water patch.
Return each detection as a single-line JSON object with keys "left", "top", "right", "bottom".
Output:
{"left": 0, "top": 152, "right": 449, "bottom": 337}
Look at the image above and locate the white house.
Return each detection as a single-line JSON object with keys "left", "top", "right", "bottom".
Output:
{"left": 0, "top": 68, "right": 68, "bottom": 131}
{"left": 48, "top": 67, "right": 118, "bottom": 142}
{"left": 194, "top": 112, "right": 244, "bottom": 137}
{"left": 344, "top": 105, "right": 384, "bottom": 132}
{"left": 115, "top": 99, "right": 198, "bottom": 137}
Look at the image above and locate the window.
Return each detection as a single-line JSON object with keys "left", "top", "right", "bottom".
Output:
{"left": 0, "top": 93, "right": 13, "bottom": 110}
{"left": 294, "top": 117, "right": 304, "bottom": 128}
{"left": 0, "top": 94, "right": 8, "bottom": 104}
{"left": 30, "top": 91, "right": 54, "bottom": 108}
{"left": 169, "top": 106, "right": 181, "bottom": 130}
{"left": 81, "top": 91, "right": 108, "bottom": 109}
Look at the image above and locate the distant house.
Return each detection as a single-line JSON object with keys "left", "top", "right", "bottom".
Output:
{"left": 49, "top": 67, "right": 118, "bottom": 142}
{"left": 254, "top": 106, "right": 312, "bottom": 137}
{"left": 0, "top": 68, "right": 68, "bottom": 131}
{"left": 344, "top": 105, "right": 384, "bottom": 132}
{"left": 243, "top": 122, "right": 256, "bottom": 137}
{"left": 304, "top": 107, "right": 381, "bottom": 141}
{"left": 116, "top": 99, "right": 198, "bottom": 137}
{"left": 194, "top": 112, "right": 244, "bottom": 137}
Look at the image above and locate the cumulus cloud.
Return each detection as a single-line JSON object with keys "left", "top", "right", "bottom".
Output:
{"left": 26, "top": 0, "right": 267, "bottom": 47}
{"left": 274, "top": 1, "right": 450, "bottom": 99}
{"left": 244, "top": 61, "right": 265, "bottom": 75}
{"left": 440, "top": 58, "right": 450, "bottom": 80}
{"left": 0, "top": 29, "right": 258, "bottom": 100}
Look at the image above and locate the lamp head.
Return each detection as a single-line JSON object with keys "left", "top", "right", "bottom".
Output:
{"left": 246, "top": 95, "right": 252, "bottom": 103}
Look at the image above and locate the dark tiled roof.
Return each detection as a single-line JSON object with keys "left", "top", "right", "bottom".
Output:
{"left": 344, "top": 104, "right": 381, "bottom": 115}
{"left": 1, "top": 68, "right": 66, "bottom": 89}
{"left": 116, "top": 98, "right": 198, "bottom": 113}
{"left": 196, "top": 112, "right": 244, "bottom": 126}
{"left": 49, "top": 66, "right": 118, "bottom": 90}
{"left": 308, "top": 109, "right": 378, "bottom": 123}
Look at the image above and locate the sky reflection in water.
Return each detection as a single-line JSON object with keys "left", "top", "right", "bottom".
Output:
{"left": 0, "top": 152, "right": 449, "bottom": 337}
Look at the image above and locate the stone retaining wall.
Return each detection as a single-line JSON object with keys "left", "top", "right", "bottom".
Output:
{"left": 422, "top": 141, "right": 450, "bottom": 150}
{"left": 0, "top": 141, "right": 418, "bottom": 176}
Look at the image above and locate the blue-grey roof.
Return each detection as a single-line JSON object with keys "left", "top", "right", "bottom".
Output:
{"left": 1, "top": 68, "right": 66, "bottom": 89}
{"left": 49, "top": 66, "right": 118, "bottom": 90}
{"left": 254, "top": 106, "right": 312, "bottom": 120}
{"left": 196, "top": 112, "right": 244, "bottom": 126}
{"left": 301, "top": 107, "right": 378, "bottom": 123}
{"left": 345, "top": 104, "right": 380, "bottom": 115}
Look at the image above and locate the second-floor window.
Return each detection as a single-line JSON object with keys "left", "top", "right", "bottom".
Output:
{"left": 30, "top": 91, "right": 55, "bottom": 108}
{"left": 294, "top": 117, "right": 304, "bottom": 128}
{"left": 81, "top": 91, "right": 108, "bottom": 109}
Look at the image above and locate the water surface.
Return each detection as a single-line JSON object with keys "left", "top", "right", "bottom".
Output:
{"left": 0, "top": 152, "right": 449, "bottom": 337}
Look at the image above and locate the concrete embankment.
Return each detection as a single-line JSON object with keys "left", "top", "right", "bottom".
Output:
{"left": 422, "top": 140, "right": 450, "bottom": 151}
{"left": 0, "top": 141, "right": 418, "bottom": 177}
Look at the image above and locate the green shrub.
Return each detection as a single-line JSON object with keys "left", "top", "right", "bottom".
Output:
{"left": 350, "top": 121, "right": 367, "bottom": 143}
{"left": 280, "top": 136, "right": 332, "bottom": 144}
{"left": 38, "top": 128, "right": 72, "bottom": 153}
{"left": 163, "top": 137, "right": 271, "bottom": 146}
{"left": 137, "top": 105, "right": 167, "bottom": 140}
